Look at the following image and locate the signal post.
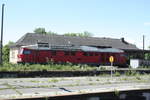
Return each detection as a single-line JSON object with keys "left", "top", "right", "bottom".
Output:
{"left": 109, "top": 56, "right": 114, "bottom": 78}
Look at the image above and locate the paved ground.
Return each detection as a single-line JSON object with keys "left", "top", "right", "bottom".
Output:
{"left": 0, "top": 75, "right": 150, "bottom": 99}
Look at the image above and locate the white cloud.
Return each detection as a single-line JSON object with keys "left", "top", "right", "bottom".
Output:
{"left": 144, "top": 22, "right": 150, "bottom": 26}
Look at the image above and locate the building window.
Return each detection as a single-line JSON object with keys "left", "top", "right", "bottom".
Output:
{"left": 38, "top": 43, "right": 49, "bottom": 48}
{"left": 11, "top": 51, "right": 15, "bottom": 59}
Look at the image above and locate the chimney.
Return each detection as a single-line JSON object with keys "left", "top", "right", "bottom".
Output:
{"left": 121, "top": 37, "right": 129, "bottom": 44}
{"left": 121, "top": 38, "right": 125, "bottom": 42}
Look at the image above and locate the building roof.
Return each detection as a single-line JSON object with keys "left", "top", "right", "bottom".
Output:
{"left": 11, "top": 33, "right": 139, "bottom": 50}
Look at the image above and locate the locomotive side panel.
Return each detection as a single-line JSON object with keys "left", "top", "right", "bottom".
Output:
{"left": 17, "top": 47, "right": 127, "bottom": 67}
{"left": 80, "top": 52, "right": 100, "bottom": 65}
{"left": 36, "top": 50, "right": 50, "bottom": 63}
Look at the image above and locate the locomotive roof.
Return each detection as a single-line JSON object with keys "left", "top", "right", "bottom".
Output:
{"left": 22, "top": 45, "right": 124, "bottom": 53}
{"left": 80, "top": 46, "right": 124, "bottom": 53}
{"left": 12, "top": 33, "right": 139, "bottom": 50}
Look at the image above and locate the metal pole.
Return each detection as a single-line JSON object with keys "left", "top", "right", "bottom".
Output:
{"left": 111, "top": 62, "right": 113, "bottom": 78}
{"left": 143, "top": 35, "right": 145, "bottom": 59}
{"left": 0, "top": 4, "right": 5, "bottom": 65}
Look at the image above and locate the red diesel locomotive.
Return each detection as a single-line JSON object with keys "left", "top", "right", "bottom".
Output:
{"left": 17, "top": 44, "right": 127, "bottom": 66}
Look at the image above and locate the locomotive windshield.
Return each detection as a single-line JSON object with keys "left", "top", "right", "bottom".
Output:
{"left": 23, "top": 50, "right": 31, "bottom": 54}
{"left": 19, "top": 48, "right": 31, "bottom": 55}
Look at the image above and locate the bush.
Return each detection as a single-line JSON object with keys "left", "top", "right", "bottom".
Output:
{"left": 114, "top": 72, "right": 121, "bottom": 77}
{"left": 125, "top": 70, "right": 139, "bottom": 76}
{"left": 0, "top": 63, "right": 97, "bottom": 71}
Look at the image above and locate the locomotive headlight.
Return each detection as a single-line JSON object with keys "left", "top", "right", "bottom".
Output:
{"left": 18, "top": 58, "right": 21, "bottom": 61}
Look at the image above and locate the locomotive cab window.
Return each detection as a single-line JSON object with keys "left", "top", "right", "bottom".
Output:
{"left": 23, "top": 50, "right": 31, "bottom": 54}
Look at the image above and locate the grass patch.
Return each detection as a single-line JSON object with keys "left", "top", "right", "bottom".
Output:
{"left": 0, "top": 63, "right": 97, "bottom": 71}
{"left": 29, "top": 80, "right": 41, "bottom": 83}
{"left": 114, "top": 72, "right": 121, "bottom": 77}
{"left": 48, "top": 79, "right": 59, "bottom": 83}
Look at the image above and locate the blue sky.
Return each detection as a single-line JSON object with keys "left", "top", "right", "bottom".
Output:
{"left": 1, "top": 0, "right": 150, "bottom": 49}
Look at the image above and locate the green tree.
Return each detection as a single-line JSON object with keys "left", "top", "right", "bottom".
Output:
{"left": 64, "top": 31, "right": 92, "bottom": 37}
{"left": 145, "top": 46, "right": 150, "bottom": 60}
{"left": 64, "top": 33, "right": 79, "bottom": 36}
{"left": 83, "top": 31, "right": 93, "bottom": 37}
{"left": 34, "top": 27, "right": 46, "bottom": 34}
{"left": 3, "top": 41, "right": 14, "bottom": 63}
{"left": 47, "top": 31, "right": 57, "bottom": 35}
{"left": 34, "top": 27, "right": 57, "bottom": 35}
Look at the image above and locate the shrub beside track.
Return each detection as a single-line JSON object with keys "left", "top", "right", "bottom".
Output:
{"left": 0, "top": 63, "right": 150, "bottom": 78}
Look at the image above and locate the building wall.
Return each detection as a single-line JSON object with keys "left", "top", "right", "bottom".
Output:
{"left": 9, "top": 47, "right": 20, "bottom": 64}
